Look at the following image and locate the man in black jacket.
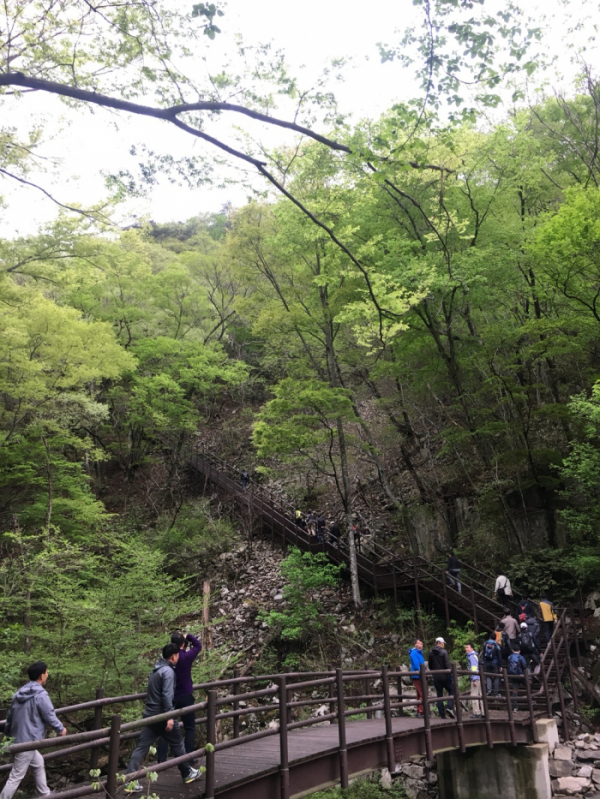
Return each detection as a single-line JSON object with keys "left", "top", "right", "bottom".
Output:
{"left": 428, "top": 637, "right": 455, "bottom": 719}
{"left": 124, "top": 644, "right": 199, "bottom": 792}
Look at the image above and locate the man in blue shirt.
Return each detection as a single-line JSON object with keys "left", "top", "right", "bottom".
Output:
{"left": 408, "top": 639, "right": 425, "bottom": 717}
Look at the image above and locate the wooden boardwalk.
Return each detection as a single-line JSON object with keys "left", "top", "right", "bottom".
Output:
{"left": 152, "top": 713, "right": 532, "bottom": 799}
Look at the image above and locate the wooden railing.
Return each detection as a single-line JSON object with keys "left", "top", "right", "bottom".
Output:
{"left": 0, "top": 664, "right": 545, "bottom": 799}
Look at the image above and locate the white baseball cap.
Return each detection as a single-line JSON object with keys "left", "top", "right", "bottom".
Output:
{"left": 436, "top": 637, "right": 445, "bottom": 644}
{"left": 520, "top": 622, "right": 527, "bottom": 628}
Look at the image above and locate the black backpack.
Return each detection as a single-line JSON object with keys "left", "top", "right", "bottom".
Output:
{"left": 519, "top": 631, "right": 533, "bottom": 652}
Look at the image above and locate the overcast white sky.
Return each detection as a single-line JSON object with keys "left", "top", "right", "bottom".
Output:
{"left": 1, "top": 0, "right": 598, "bottom": 236}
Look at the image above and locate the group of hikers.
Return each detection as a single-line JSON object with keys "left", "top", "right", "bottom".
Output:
{"left": 408, "top": 593, "right": 556, "bottom": 719}
{"left": 1, "top": 632, "right": 203, "bottom": 799}
{"left": 294, "top": 510, "right": 366, "bottom": 553}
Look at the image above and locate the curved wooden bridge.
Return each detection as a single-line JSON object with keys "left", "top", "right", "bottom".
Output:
{"left": 2, "top": 664, "right": 542, "bottom": 799}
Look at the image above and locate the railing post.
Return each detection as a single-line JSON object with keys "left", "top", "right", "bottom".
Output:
{"left": 570, "top": 602, "right": 582, "bottom": 668}
{"left": 89, "top": 688, "right": 104, "bottom": 770}
{"left": 451, "top": 662, "right": 465, "bottom": 753}
{"left": 106, "top": 714, "right": 121, "bottom": 799}
{"left": 524, "top": 669, "right": 538, "bottom": 742}
{"left": 557, "top": 678, "right": 569, "bottom": 743}
{"left": 233, "top": 669, "right": 240, "bottom": 739}
{"left": 381, "top": 666, "right": 395, "bottom": 774}
{"left": 563, "top": 618, "right": 579, "bottom": 713}
{"left": 364, "top": 678, "right": 373, "bottom": 720}
{"left": 279, "top": 676, "right": 290, "bottom": 799}
{"left": 539, "top": 652, "right": 553, "bottom": 718}
{"left": 206, "top": 689, "right": 217, "bottom": 799}
{"left": 501, "top": 668, "right": 517, "bottom": 747}
{"left": 396, "top": 665, "right": 405, "bottom": 717}
{"left": 336, "top": 669, "right": 349, "bottom": 789}
{"left": 328, "top": 665, "right": 335, "bottom": 718}
{"left": 419, "top": 663, "right": 433, "bottom": 761}
{"left": 442, "top": 569, "right": 450, "bottom": 629}
{"left": 478, "top": 664, "right": 493, "bottom": 750}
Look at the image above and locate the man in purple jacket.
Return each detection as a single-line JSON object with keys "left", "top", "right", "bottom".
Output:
{"left": 157, "top": 632, "right": 202, "bottom": 764}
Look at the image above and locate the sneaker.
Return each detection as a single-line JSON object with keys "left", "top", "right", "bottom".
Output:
{"left": 124, "top": 782, "right": 143, "bottom": 793}
{"left": 446, "top": 709, "right": 456, "bottom": 719}
{"left": 183, "top": 768, "right": 200, "bottom": 784}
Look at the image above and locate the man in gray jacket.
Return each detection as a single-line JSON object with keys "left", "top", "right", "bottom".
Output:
{"left": 124, "top": 643, "right": 198, "bottom": 792}
{"left": 0, "top": 661, "right": 66, "bottom": 799}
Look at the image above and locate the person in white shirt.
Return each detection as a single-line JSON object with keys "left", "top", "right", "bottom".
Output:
{"left": 494, "top": 573, "right": 512, "bottom": 602}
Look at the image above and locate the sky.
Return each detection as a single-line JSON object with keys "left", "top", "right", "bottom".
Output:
{"left": 1, "top": 0, "right": 598, "bottom": 236}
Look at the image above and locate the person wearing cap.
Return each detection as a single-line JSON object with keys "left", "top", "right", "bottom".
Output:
{"left": 518, "top": 622, "right": 540, "bottom": 671}
{"left": 428, "top": 637, "right": 455, "bottom": 719}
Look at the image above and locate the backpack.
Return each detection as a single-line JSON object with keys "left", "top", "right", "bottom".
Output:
{"left": 519, "top": 631, "right": 533, "bottom": 652}
{"left": 519, "top": 612, "right": 527, "bottom": 623}
{"left": 507, "top": 654, "right": 524, "bottom": 675}
{"left": 483, "top": 641, "right": 498, "bottom": 662}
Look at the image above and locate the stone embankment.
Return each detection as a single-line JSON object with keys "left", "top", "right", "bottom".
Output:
{"left": 549, "top": 733, "right": 600, "bottom": 797}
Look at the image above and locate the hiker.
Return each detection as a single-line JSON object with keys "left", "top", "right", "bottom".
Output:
{"left": 494, "top": 573, "right": 513, "bottom": 603}
{"left": 124, "top": 643, "right": 199, "bottom": 792}
{"left": 480, "top": 634, "right": 502, "bottom": 696}
{"left": 526, "top": 613, "right": 541, "bottom": 651}
{"left": 316, "top": 515, "right": 326, "bottom": 543}
{"left": 294, "top": 509, "right": 305, "bottom": 529}
{"left": 507, "top": 647, "right": 528, "bottom": 711}
{"left": 465, "top": 644, "right": 483, "bottom": 717}
{"left": 241, "top": 470, "right": 249, "bottom": 491}
{"left": 501, "top": 608, "right": 520, "bottom": 650}
{"left": 428, "top": 637, "right": 455, "bottom": 719}
{"left": 494, "top": 621, "right": 511, "bottom": 661}
{"left": 446, "top": 550, "right": 462, "bottom": 594}
{"left": 157, "top": 632, "right": 202, "bottom": 764}
{"left": 305, "top": 511, "right": 316, "bottom": 536}
{"left": 0, "top": 662, "right": 66, "bottom": 799}
{"left": 328, "top": 520, "right": 340, "bottom": 547}
{"left": 518, "top": 622, "right": 540, "bottom": 671}
{"left": 408, "top": 639, "right": 426, "bottom": 717}
{"left": 517, "top": 596, "right": 535, "bottom": 620}
{"left": 540, "top": 593, "right": 557, "bottom": 644}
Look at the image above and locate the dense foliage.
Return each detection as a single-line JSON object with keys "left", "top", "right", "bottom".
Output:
{"left": 2, "top": 0, "right": 600, "bottom": 701}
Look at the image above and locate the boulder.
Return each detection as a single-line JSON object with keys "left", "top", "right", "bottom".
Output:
{"left": 554, "top": 776, "right": 591, "bottom": 795}
{"left": 554, "top": 746, "right": 574, "bottom": 761}
{"left": 577, "top": 765, "right": 593, "bottom": 778}
{"left": 550, "top": 760, "right": 574, "bottom": 778}
{"left": 380, "top": 768, "right": 393, "bottom": 789}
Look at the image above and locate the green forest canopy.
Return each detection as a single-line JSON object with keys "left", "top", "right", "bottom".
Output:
{"left": 2, "top": 0, "right": 600, "bottom": 700}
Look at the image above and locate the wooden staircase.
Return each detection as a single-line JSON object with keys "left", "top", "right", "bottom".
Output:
{"left": 170, "top": 436, "right": 584, "bottom": 721}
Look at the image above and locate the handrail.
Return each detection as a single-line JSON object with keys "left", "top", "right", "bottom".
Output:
{"left": 9, "top": 661, "right": 545, "bottom": 799}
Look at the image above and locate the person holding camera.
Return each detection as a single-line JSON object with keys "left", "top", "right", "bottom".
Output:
{"left": 156, "top": 631, "right": 202, "bottom": 764}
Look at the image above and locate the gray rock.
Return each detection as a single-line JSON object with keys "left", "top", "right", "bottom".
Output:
{"left": 550, "top": 760, "right": 574, "bottom": 778}
{"left": 554, "top": 776, "right": 591, "bottom": 794}
{"left": 593, "top": 769, "right": 600, "bottom": 783}
{"left": 380, "top": 768, "right": 393, "bottom": 789}
{"left": 402, "top": 764, "right": 426, "bottom": 780}
{"left": 577, "top": 765, "right": 593, "bottom": 778}
{"left": 555, "top": 746, "right": 575, "bottom": 761}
